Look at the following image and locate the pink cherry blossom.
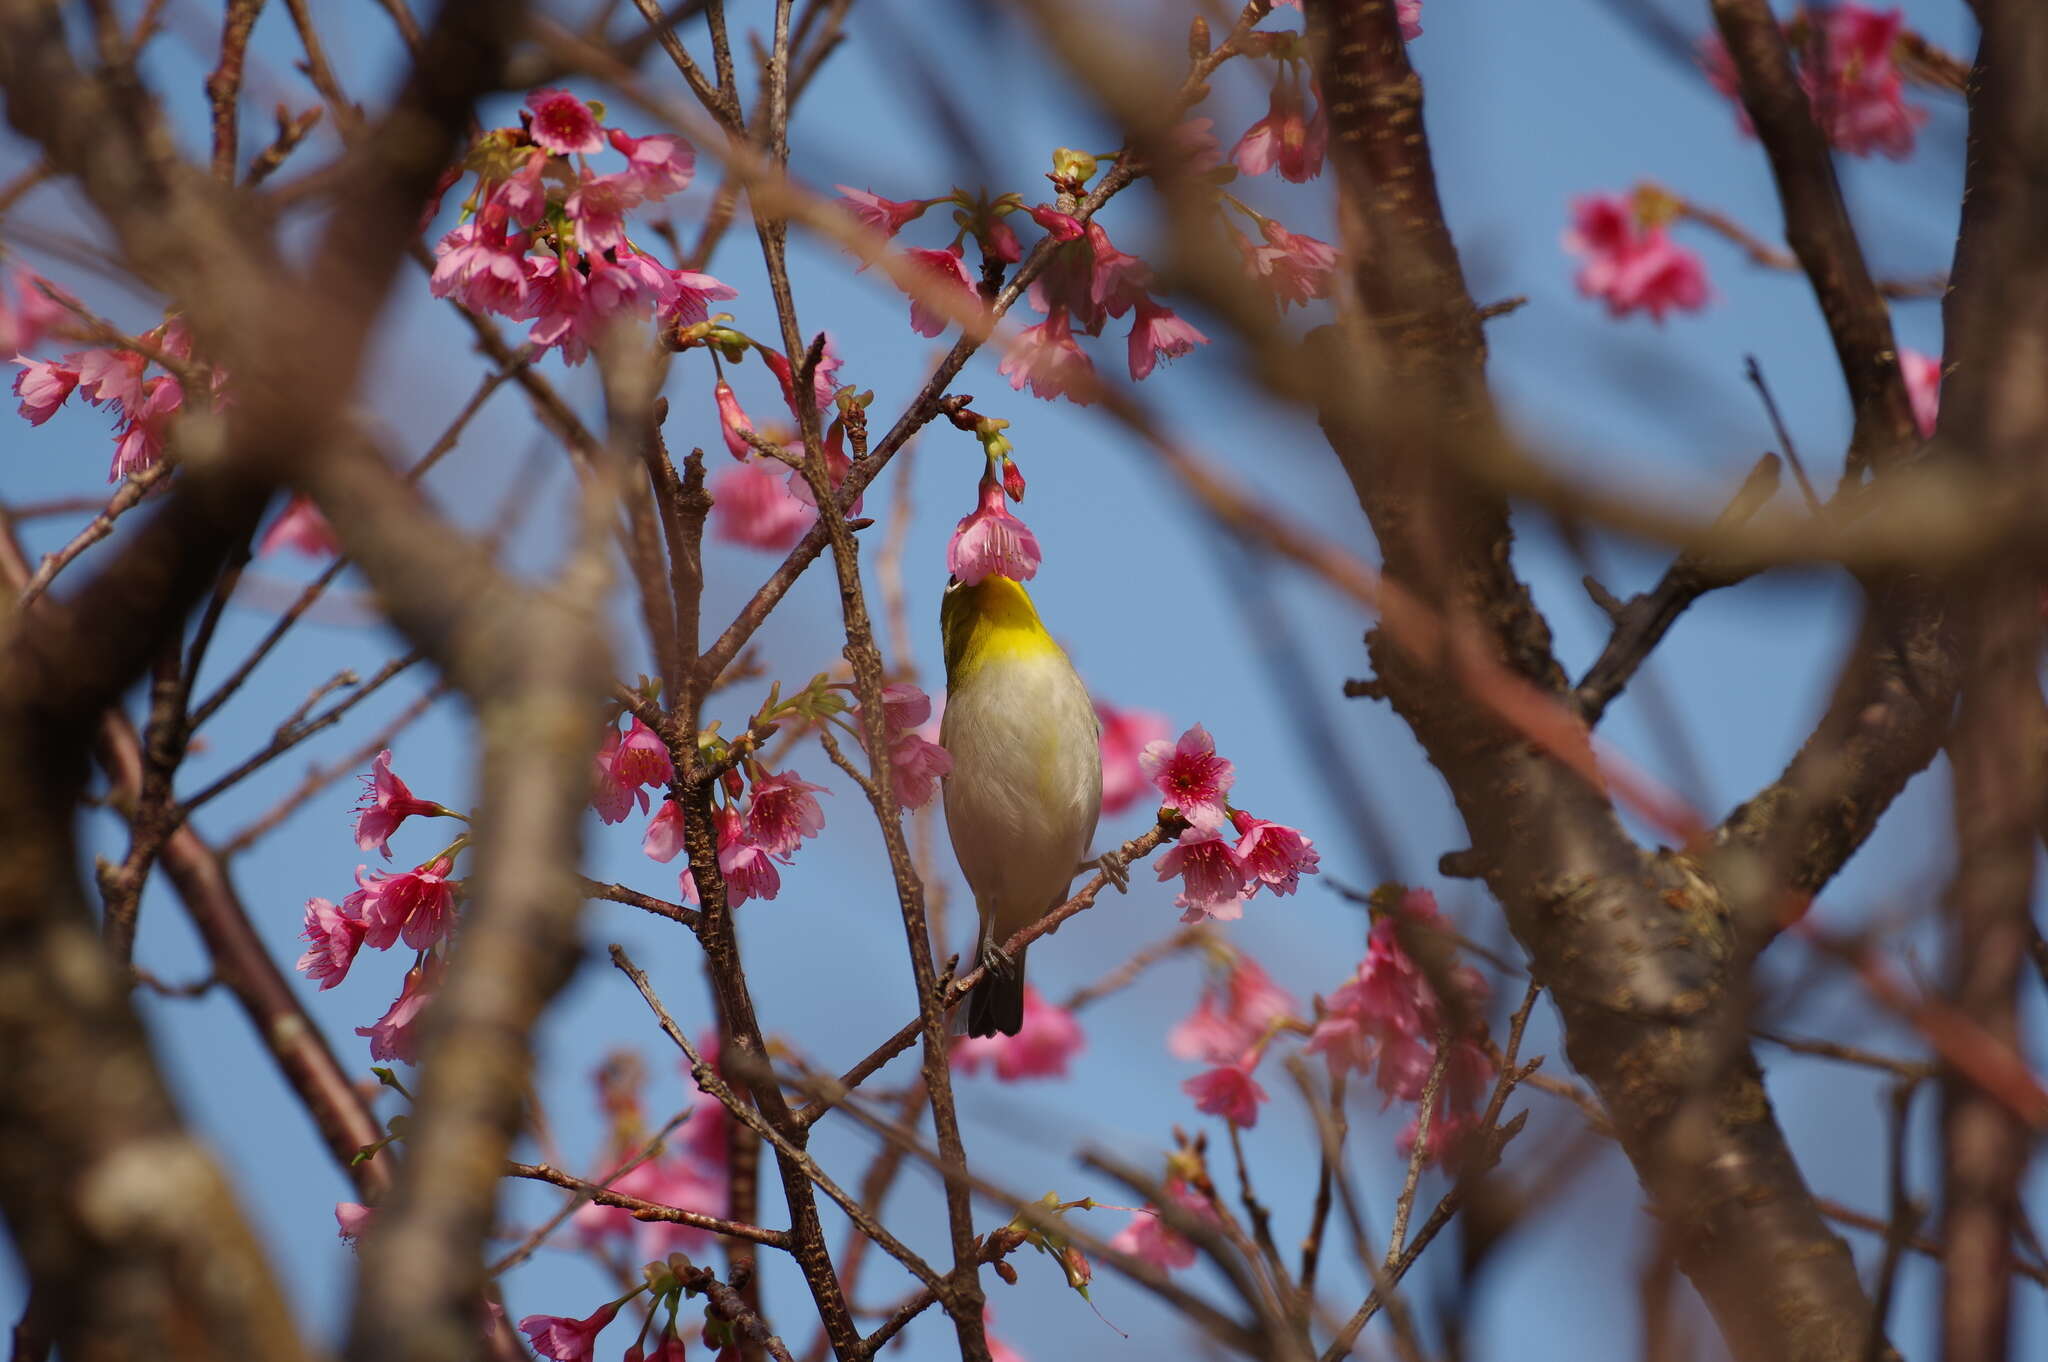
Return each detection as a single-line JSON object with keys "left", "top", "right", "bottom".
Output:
{"left": 1901, "top": 347, "right": 1939, "bottom": 438}
{"left": 947, "top": 472, "right": 1042, "bottom": 585}
{"left": 0, "top": 267, "right": 67, "bottom": 354}
{"left": 657, "top": 267, "right": 740, "bottom": 330}
{"left": 356, "top": 957, "right": 442, "bottom": 1064}
{"left": 1108, "top": 1178, "right": 1213, "bottom": 1270}
{"left": 259, "top": 494, "right": 341, "bottom": 557}
{"left": 573, "top": 1151, "right": 726, "bottom": 1257}
{"left": 747, "top": 769, "right": 829, "bottom": 856}
{"left": 519, "top": 1302, "right": 622, "bottom": 1362}
{"left": 711, "top": 461, "right": 812, "bottom": 550}
{"left": 353, "top": 749, "right": 445, "bottom": 859}
{"left": 1127, "top": 297, "right": 1207, "bottom": 381}
{"left": 886, "top": 730, "right": 952, "bottom": 810}
{"left": 609, "top": 127, "right": 696, "bottom": 199}
{"left": 715, "top": 379, "right": 754, "bottom": 459}
{"left": 643, "top": 799, "right": 686, "bottom": 862}
{"left": 1233, "top": 73, "right": 1326, "bottom": 183}
{"left": 835, "top": 185, "right": 937, "bottom": 238}
{"left": 1086, "top": 222, "right": 1152, "bottom": 321}
{"left": 986, "top": 1313, "right": 1029, "bottom": 1362}
{"left": 523, "top": 88, "right": 605, "bottom": 155}
{"left": 109, "top": 376, "right": 182, "bottom": 481}
{"left": 1095, "top": 700, "right": 1170, "bottom": 816}
{"left": 950, "top": 986, "right": 1085, "bottom": 1080}
{"left": 1139, "top": 723, "right": 1235, "bottom": 830}
{"left": 1027, "top": 204, "right": 1084, "bottom": 241}
{"left": 999, "top": 306, "right": 1095, "bottom": 403}
{"left": 1398, "top": 0, "right": 1422, "bottom": 39}
{"left": 523, "top": 255, "right": 590, "bottom": 360}
{"left": 1169, "top": 954, "right": 1297, "bottom": 1063}
{"left": 905, "top": 245, "right": 980, "bottom": 337}
{"left": 495, "top": 149, "right": 549, "bottom": 227}
{"left": 12, "top": 357, "right": 78, "bottom": 424}
{"left": 1702, "top": 6, "right": 1924, "bottom": 159}
{"left": 430, "top": 216, "right": 530, "bottom": 317}
{"left": 715, "top": 804, "right": 783, "bottom": 904}
{"left": 1247, "top": 219, "right": 1339, "bottom": 310}
{"left": 880, "top": 682, "right": 933, "bottom": 732}
{"left": 72, "top": 346, "right": 146, "bottom": 413}
{"left": 346, "top": 857, "right": 459, "bottom": 952}
{"left": 1564, "top": 194, "right": 1710, "bottom": 322}
{"left": 335, "top": 1201, "right": 373, "bottom": 1244}
{"left": 1232, "top": 811, "right": 1321, "bottom": 896}
{"left": 593, "top": 716, "right": 672, "bottom": 823}
{"left": 759, "top": 337, "right": 843, "bottom": 415}
{"left": 782, "top": 426, "right": 862, "bottom": 514}
{"left": 565, "top": 171, "right": 640, "bottom": 254}
{"left": 295, "top": 896, "right": 365, "bottom": 990}
{"left": 1155, "top": 827, "right": 1251, "bottom": 924}
{"left": 1396, "top": 1038, "right": 1493, "bottom": 1168}
{"left": 1183, "top": 1061, "right": 1268, "bottom": 1128}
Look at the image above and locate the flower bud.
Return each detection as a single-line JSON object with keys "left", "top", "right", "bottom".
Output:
{"left": 1001, "top": 456, "right": 1026, "bottom": 503}
{"left": 1051, "top": 147, "right": 1098, "bottom": 188}
{"left": 1189, "top": 15, "right": 1210, "bottom": 57}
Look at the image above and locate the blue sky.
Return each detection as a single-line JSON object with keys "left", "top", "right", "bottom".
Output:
{"left": 2, "top": 1, "right": 2039, "bottom": 1359}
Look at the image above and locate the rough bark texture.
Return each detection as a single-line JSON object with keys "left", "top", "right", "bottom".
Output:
{"left": 1306, "top": 3, "right": 1885, "bottom": 1358}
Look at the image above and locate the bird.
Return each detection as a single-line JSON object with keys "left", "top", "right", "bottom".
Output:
{"left": 940, "top": 571, "right": 1103, "bottom": 1037}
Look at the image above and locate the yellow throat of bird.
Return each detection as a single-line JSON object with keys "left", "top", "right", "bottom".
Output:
{"left": 941, "top": 576, "right": 1061, "bottom": 688}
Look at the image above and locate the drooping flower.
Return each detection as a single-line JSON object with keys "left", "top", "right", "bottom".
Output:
{"left": 523, "top": 88, "right": 606, "bottom": 155}
{"left": 1900, "top": 347, "right": 1940, "bottom": 438}
{"left": 1563, "top": 194, "right": 1710, "bottom": 322}
{"left": 835, "top": 185, "right": 937, "bottom": 238}
{"left": 644, "top": 799, "right": 686, "bottom": 862}
{"left": 609, "top": 127, "right": 696, "bottom": 199}
{"left": 593, "top": 716, "right": 672, "bottom": 823}
{"left": 1701, "top": 6, "right": 1925, "bottom": 159}
{"left": 1398, "top": 0, "right": 1423, "bottom": 39}
{"left": 1127, "top": 297, "right": 1207, "bottom": 381}
{"left": 353, "top": 749, "right": 446, "bottom": 859}
{"left": 429, "top": 213, "right": 530, "bottom": 317}
{"left": 999, "top": 306, "right": 1095, "bottom": 403}
{"left": 1232, "top": 811, "right": 1321, "bottom": 897}
{"left": 1086, "top": 222, "right": 1152, "bottom": 321}
{"left": 886, "top": 730, "right": 952, "bottom": 810}
{"left": 951, "top": 987, "right": 1085, "bottom": 1080}
{"left": 73, "top": 346, "right": 147, "bottom": 413}
{"left": 1245, "top": 218, "right": 1339, "bottom": 310}
{"left": 518, "top": 1302, "right": 623, "bottom": 1362}
{"left": 572, "top": 1151, "right": 727, "bottom": 1258}
{"left": 1183, "top": 1061, "right": 1268, "bottom": 1127}
{"left": 295, "top": 896, "right": 365, "bottom": 990}
{"left": 1095, "top": 700, "right": 1170, "bottom": 816}
{"left": 947, "top": 471, "right": 1042, "bottom": 585}
{"left": 1233, "top": 72, "right": 1327, "bottom": 183}
{"left": 715, "top": 804, "right": 783, "bottom": 905}
{"left": 1169, "top": 117, "right": 1224, "bottom": 175}
{"left": 1140, "top": 724, "right": 1235, "bottom": 830}
{"left": 1108, "top": 1178, "right": 1214, "bottom": 1270}
{"left": 710, "top": 461, "right": 812, "bottom": 550}
{"left": 356, "top": 957, "right": 442, "bottom": 1064}
{"left": 335, "top": 1201, "right": 373, "bottom": 1245}
{"left": 746, "top": 769, "right": 829, "bottom": 856}
{"left": 879, "top": 682, "right": 933, "bottom": 732}
{"left": 1027, "top": 204, "right": 1085, "bottom": 242}
{"left": 759, "top": 337, "right": 843, "bottom": 415}
{"left": 0, "top": 266, "right": 67, "bottom": 355}
{"left": 258, "top": 494, "right": 341, "bottom": 557}
{"left": 657, "top": 267, "right": 740, "bottom": 330}
{"left": 1169, "top": 954, "right": 1297, "bottom": 1064}
{"left": 905, "top": 245, "right": 980, "bottom": 337}
{"left": 347, "top": 857, "right": 459, "bottom": 953}
{"left": 1155, "top": 827, "right": 1251, "bottom": 924}
{"left": 714, "top": 379, "right": 754, "bottom": 459}
{"left": 12, "top": 356, "right": 78, "bottom": 425}
{"left": 564, "top": 171, "right": 640, "bottom": 255}
{"left": 109, "top": 376, "right": 182, "bottom": 481}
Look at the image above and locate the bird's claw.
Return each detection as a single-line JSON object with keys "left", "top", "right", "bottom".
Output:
{"left": 979, "top": 939, "right": 1017, "bottom": 978}
{"left": 1091, "top": 849, "right": 1131, "bottom": 894}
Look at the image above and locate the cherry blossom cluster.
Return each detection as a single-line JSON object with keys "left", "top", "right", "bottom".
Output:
{"left": 1302, "top": 888, "right": 1492, "bottom": 1164}
{"left": 1108, "top": 893, "right": 1496, "bottom": 1278}
{"left": 295, "top": 750, "right": 466, "bottom": 1063}
{"left": 620, "top": 678, "right": 947, "bottom": 908}
{"left": 11, "top": 297, "right": 220, "bottom": 482}
{"left": 1143, "top": 724, "right": 1321, "bottom": 923}
{"left": 1701, "top": 4, "right": 1927, "bottom": 160}
{"left": 1563, "top": 190, "right": 1711, "bottom": 323}
{"left": 428, "top": 89, "right": 735, "bottom": 365}
{"left": 572, "top": 1046, "right": 732, "bottom": 1268}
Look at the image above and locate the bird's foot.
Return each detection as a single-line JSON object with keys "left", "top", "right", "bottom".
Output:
{"left": 1088, "top": 848, "right": 1131, "bottom": 894}
{"left": 979, "top": 938, "right": 1017, "bottom": 978}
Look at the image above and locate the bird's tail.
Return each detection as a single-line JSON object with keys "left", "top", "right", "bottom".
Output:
{"left": 964, "top": 940, "right": 1030, "bottom": 1038}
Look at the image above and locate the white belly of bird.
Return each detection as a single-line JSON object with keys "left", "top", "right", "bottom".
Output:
{"left": 941, "top": 651, "right": 1103, "bottom": 943}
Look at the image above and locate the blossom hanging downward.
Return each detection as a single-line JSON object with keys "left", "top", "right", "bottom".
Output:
{"left": 1168, "top": 952, "right": 1298, "bottom": 1064}
{"left": 518, "top": 1302, "right": 622, "bottom": 1362}
{"left": 592, "top": 715, "right": 673, "bottom": 824}
{"left": 1108, "top": 1178, "right": 1216, "bottom": 1271}
{"left": 1563, "top": 192, "right": 1710, "bottom": 322}
{"left": 947, "top": 465, "right": 1042, "bottom": 586}
{"left": 1701, "top": 5, "right": 1926, "bottom": 159}
{"left": 259, "top": 494, "right": 341, "bottom": 558}
{"left": 1233, "top": 69, "right": 1327, "bottom": 183}
{"left": 1183, "top": 1060, "right": 1269, "bottom": 1128}
{"left": 862, "top": 681, "right": 951, "bottom": 810}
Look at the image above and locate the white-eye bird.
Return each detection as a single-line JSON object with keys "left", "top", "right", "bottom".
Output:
{"left": 940, "top": 572, "right": 1102, "bottom": 1036}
